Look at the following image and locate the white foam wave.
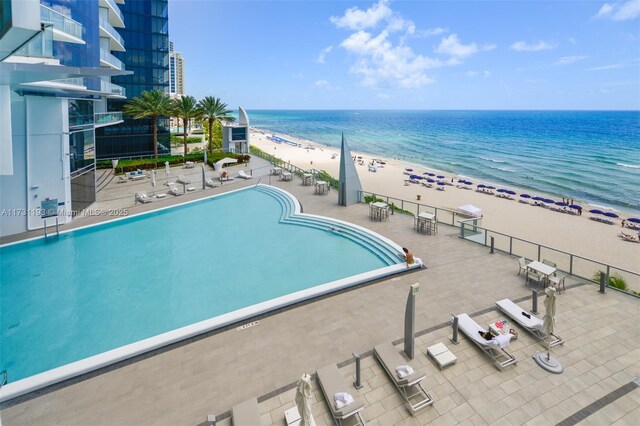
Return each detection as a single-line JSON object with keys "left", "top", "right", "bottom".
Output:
{"left": 589, "top": 203, "right": 619, "bottom": 212}
{"left": 617, "top": 163, "right": 640, "bottom": 169}
{"left": 480, "top": 157, "right": 506, "bottom": 163}
{"left": 488, "top": 165, "right": 515, "bottom": 173}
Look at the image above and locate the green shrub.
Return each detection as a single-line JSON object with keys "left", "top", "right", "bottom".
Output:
{"left": 115, "top": 153, "right": 204, "bottom": 173}
{"left": 170, "top": 135, "right": 202, "bottom": 144}
{"left": 592, "top": 272, "right": 629, "bottom": 291}
{"left": 364, "top": 195, "right": 413, "bottom": 216}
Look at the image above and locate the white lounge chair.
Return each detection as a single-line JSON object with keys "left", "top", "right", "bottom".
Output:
{"left": 219, "top": 171, "right": 235, "bottom": 182}
{"left": 176, "top": 175, "right": 191, "bottom": 184}
{"left": 454, "top": 313, "right": 517, "bottom": 371}
{"left": 168, "top": 184, "right": 181, "bottom": 196}
{"left": 135, "top": 192, "right": 152, "bottom": 203}
{"left": 117, "top": 175, "right": 129, "bottom": 183}
{"left": 373, "top": 342, "right": 433, "bottom": 414}
{"left": 238, "top": 170, "right": 252, "bottom": 179}
{"left": 317, "top": 363, "right": 365, "bottom": 426}
{"left": 205, "top": 177, "right": 218, "bottom": 188}
{"left": 496, "top": 299, "right": 564, "bottom": 347}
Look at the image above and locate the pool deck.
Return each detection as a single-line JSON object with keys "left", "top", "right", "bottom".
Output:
{"left": 1, "top": 158, "right": 639, "bottom": 425}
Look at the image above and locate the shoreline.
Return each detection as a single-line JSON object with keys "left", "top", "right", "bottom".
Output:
{"left": 250, "top": 127, "right": 640, "bottom": 273}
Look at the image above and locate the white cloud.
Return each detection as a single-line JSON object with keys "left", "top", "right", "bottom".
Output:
{"left": 466, "top": 70, "right": 479, "bottom": 77}
{"left": 483, "top": 70, "right": 491, "bottom": 78}
{"left": 588, "top": 63, "right": 625, "bottom": 71}
{"left": 436, "top": 34, "right": 478, "bottom": 58}
{"left": 568, "top": 37, "right": 577, "bottom": 45}
{"left": 510, "top": 40, "right": 556, "bottom": 51}
{"left": 556, "top": 55, "right": 589, "bottom": 65}
{"left": 314, "top": 80, "right": 331, "bottom": 88}
{"left": 593, "top": 0, "right": 640, "bottom": 20}
{"left": 376, "top": 93, "right": 390, "bottom": 99}
{"left": 330, "top": 0, "right": 392, "bottom": 30}
{"left": 419, "top": 27, "right": 447, "bottom": 37}
{"left": 316, "top": 46, "right": 333, "bottom": 64}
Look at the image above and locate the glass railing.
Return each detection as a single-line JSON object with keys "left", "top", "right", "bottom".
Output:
{"left": 14, "top": 25, "right": 53, "bottom": 58}
{"left": 98, "top": 15, "right": 124, "bottom": 48}
{"left": 54, "top": 78, "right": 85, "bottom": 86}
{"left": 99, "top": 48, "right": 125, "bottom": 70}
{"left": 95, "top": 112, "right": 123, "bottom": 125}
{"left": 40, "top": 5, "right": 83, "bottom": 40}
{"left": 104, "top": 0, "right": 124, "bottom": 25}
{"left": 459, "top": 219, "right": 640, "bottom": 295}
{"left": 100, "top": 80, "right": 126, "bottom": 97}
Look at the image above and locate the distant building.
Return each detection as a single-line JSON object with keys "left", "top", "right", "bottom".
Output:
{"left": 0, "top": 0, "right": 128, "bottom": 236}
{"left": 95, "top": 0, "right": 170, "bottom": 160}
{"left": 222, "top": 107, "right": 250, "bottom": 154}
{"left": 169, "top": 41, "right": 184, "bottom": 99}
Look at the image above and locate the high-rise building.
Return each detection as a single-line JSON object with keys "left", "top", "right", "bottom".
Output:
{"left": 169, "top": 41, "right": 184, "bottom": 99}
{"left": 0, "top": 0, "right": 128, "bottom": 237}
{"left": 95, "top": 0, "right": 170, "bottom": 159}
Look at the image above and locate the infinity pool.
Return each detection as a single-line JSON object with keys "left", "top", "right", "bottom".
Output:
{"left": 0, "top": 186, "right": 405, "bottom": 398}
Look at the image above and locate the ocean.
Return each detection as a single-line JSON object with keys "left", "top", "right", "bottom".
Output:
{"left": 248, "top": 110, "right": 640, "bottom": 214}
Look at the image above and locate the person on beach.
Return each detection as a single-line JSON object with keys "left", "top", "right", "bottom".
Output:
{"left": 402, "top": 247, "right": 415, "bottom": 268}
{"left": 621, "top": 219, "right": 626, "bottom": 228}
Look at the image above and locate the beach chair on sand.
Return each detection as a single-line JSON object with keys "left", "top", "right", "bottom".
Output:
{"left": 496, "top": 299, "right": 564, "bottom": 347}
{"left": 374, "top": 342, "right": 433, "bottom": 414}
{"left": 454, "top": 313, "right": 517, "bottom": 371}
{"left": 231, "top": 397, "right": 262, "bottom": 426}
{"left": 317, "top": 364, "right": 366, "bottom": 426}
{"left": 618, "top": 232, "right": 640, "bottom": 243}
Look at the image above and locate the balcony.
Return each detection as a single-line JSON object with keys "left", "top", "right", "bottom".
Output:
{"left": 99, "top": 0, "right": 125, "bottom": 28}
{"left": 100, "top": 48, "right": 125, "bottom": 70}
{"left": 13, "top": 26, "right": 53, "bottom": 58}
{"left": 100, "top": 79, "right": 126, "bottom": 98}
{"left": 98, "top": 16, "right": 125, "bottom": 52}
{"left": 95, "top": 112, "right": 124, "bottom": 127}
{"left": 40, "top": 5, "right": 84, "bottom": 45}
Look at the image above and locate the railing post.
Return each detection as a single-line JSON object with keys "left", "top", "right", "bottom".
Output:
{"left": 599, "top": 271, "right": 606, "bottom": 293}
{"left": 569, "top": 255, "right": 573, "bottom": 275}
{"left": 461, "top": 223, "right": 465, "bottom": 239}
{"left": 484, "top": 230, "right": 487, "bottom": 246}
{"left": 509, "top": 237, "right": 513, "bottom": 255}
{"left": 352, "top": 353, "right": 363, "bottom": 389}
{"left": 606, "top": 266, "right": 610, "bottom": 288}
{"left": 537, "top": 245, "right": 541, "bottom": 261}
{"left": 490, "top": 236, "right": 495, "bottom": 254}
{"left": 450, "top": 315, "right": 459, "bottom": 344}
{"left": 531, "top": 290, "right": 538, "bottom": 314}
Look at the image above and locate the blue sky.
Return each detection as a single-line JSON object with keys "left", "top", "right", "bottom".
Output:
{"left": 169, "top": 0, "right": 640, "bottom": 110}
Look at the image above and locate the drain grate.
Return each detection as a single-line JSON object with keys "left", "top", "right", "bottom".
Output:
{"left": 237, "top": 321, "right": 260, "bottom": 331}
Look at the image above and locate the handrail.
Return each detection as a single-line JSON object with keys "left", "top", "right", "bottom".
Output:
{"left": 0, "top": 370, "right": 6, "bottom": 388}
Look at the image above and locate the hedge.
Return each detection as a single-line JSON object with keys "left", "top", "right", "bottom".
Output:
{"left": 110, "top": 152, "right": 251, "bottom": 174}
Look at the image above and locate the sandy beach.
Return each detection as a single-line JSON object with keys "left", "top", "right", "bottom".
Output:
{"left": 251, "top": 129, "right": 640, "bottom": 273}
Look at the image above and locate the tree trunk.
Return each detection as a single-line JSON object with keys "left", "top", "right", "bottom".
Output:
{"left": 152, "top": 114, "right": 158, "bottom": 158}
{"left": 183, "top": 117, "right": 188, "bottom": 159}
{"left": 208, "top": 118, "right": 213, "bottom": 153}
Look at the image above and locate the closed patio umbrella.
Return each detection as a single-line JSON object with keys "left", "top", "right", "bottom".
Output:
{"left": 294, "top": 373, "right": 315, "bottom": 426}
{"left": 165, "top": 161, "right": 170, "bottom": 177}
{"left": 534, "top": 287, "right": 563, "bottom": 373}
{"left": 151, "top": 170, "right": 156, "bottom": 187}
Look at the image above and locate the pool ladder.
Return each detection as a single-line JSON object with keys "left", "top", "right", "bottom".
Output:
{"left": 43, "top": 217, "right": 60, "bottom": 240}
{"left": 0, "top": 370, "right": 7, "bottom": 389}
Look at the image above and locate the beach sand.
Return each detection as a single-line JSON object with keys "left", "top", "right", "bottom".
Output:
{"left": 251, "top": 129, "right": 640, "bottom": 274}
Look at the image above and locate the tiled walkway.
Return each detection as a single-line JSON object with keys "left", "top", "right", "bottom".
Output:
{"left": 1, "top": 159, "right": 638, "bottom": 425}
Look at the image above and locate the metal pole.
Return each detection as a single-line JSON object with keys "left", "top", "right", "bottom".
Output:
{"left": 450, "top": 315, "right": 459, "bottom": 344}
{"left": 490, "top": 236, "right": 495, "bottom": 254}
{"left": 599, "top": 271, "right": 606, "bottom": 294}
{"left": 532, "top": 289, "right": 538, "bottom": 314}
{"left": 352, "top": 353, "right": 363, "bottom": 389}
{"left": 404, "top": 283, "right": 419, "bottom": 359}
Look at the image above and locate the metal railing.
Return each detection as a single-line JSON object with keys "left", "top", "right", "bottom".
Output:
{"left": 95, "top": 112, "right": 123, "bottom": 125}
{"left": 98, "top": 15, "right": 124, "bottom": 48}
{"left": 459, "top": 219, "right": 640, "bottom": 295}
{"left": 99, "top": 48, "right": 125, "bottom": 70}
{"left": 41, "top": 4, "right": 83, "bottom": 40}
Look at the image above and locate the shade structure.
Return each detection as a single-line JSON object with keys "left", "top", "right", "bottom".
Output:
{"left": 437, "top": 175, "right": 445, "bottom": 179}
{"left": 437, "top": 181, "right": 446, "bottom": 186}
{"left": 405, "top": 168, "right": 413, "bottom": 172}
{"left": 458, "top": 204, "right": 482, "bottom": 217}
{"left": 497, "top": 188, "right": 507, "bottom": 193}
{"left": 295, "top": 373, "right": 316, "bottom": 426}
{"left": 485, "top": 186, "right": 496, "bottom": 190}
{"left": 604, "top": 212, "right": 619, "bottom": 218}
{"left": 534, "top": 286, "right": 563, "bottom": 373}
{"left": 426, "top": 172, "right": 435, "bottom": 176}
{"left": 569, "top": 204, "right": 582, "bottom": 210}
{"left": 520, "top": 194, "right": 532, "bottom": 198}
{"left": 478, "top": 184, "right": 486, "bottom": 188}
{"left": 426, "top": 178, "right": 436, "bottom": 183}
{"left": 555, "top": 202, "right": 568, "bottom": 207}
{"left": 506, "top": 190, "right": 517, "bottom": 195}
{"left": 215, "top": 157, "right": 238, "bottom": 170}
{"left": 543, "top": 199, "right": 556, "bottom": 204}
{"left": 628, "top": 218, "right": 640, "bottom": 223}
{"left": 532, "top": 196, "right": 544, "bottom": 201}
{"left": 589, "top": 209, "right": 604, "bottom": 214}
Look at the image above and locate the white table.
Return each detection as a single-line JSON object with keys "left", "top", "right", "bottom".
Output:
{"left": 302, "top": 173, "right": 314, "bottom": 186}
{"left": 415, "top": 212, "right": 436, "bottom": 234}
{"left": 315, "top": 180, "right": 329, "bottom": 195}
{"left": 272, "top": 167, "right": 282, "bottom": 175}
{"left": 426, "top": 342, "right": 457, "bottom": 369}
{"left": 281, "top": 171, "right": 292, "bottom": 181}
{"left": 370, "top": 202, "right": 389, "bottom": 221}
{"left": 527, "top": 261, "right": 556, "bottom": 285}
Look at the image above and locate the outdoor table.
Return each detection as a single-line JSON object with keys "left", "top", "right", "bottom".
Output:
{"left": 415, "top": 212, "right": 436, "bottom": 234}
{"left": 302, "top": 173, "right": 314, "bottom": 186}
{"left": 280, "top": 171, "right": 292, "bottom": 181}
{"left": 370, "top": 201, "right": 389, "bottom": 221}
{"left": 527, "top": 261, "right": 556, "bottom": 284}
{"left": 272, "top": 167, "right": 282, "bottom": 175}
{"left": 315, "top": 180, "right": 329, "bottom": 195}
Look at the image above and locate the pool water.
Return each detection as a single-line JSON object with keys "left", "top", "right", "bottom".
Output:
{"left": 0, "top": 187, "right": 398, "bottom": 383}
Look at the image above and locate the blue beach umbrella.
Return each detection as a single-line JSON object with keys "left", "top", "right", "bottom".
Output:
{"left": 520, "top": 194, "right": 532, "bottom": 198}
{"left": 569, "top": 204, "right": 582, "bottom": 210}
{"left": 485, "top": 186, "right": 496, "bottom": 190}
{"left": 506, "top": 190, "right": 517, "bottom": 195}
{"left": 589, "top": 209, "right": 603, "bottom": 214}
{"left": 555, "top": 202, "right": 569, "bottom": 207}
{"left": 532, "top": 196, "right": 544, "bottom": 201}
{"left": 544, "top": 198, "right": 556, "bottom": 204}
{"left": 477, "top": 184, "right": 486, "bottom": 188}
{"left": 604, "top": 212, "right": 619, "bottom": 218}
{"left": 627, "top": 218, "right": 640, "bottom": 223}
{"left": 426, "top": 178, "right": 436, "bottom": 183}
{"left": 466, "top": 180, "right": 473, "bottom": 185}
{"left": 405, "top": 168, "right": 413, "bottom": 172}
{"left": 497, "top": 189, "right": 507, "bottom": 193}
{"left": 437, "top": 181, "right": 446, "bottom": 186}
{"left": 437, "top": 175, "right": 445, "bottom": 179}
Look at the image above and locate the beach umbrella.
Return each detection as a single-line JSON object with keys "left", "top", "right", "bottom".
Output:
{"left": 506, "top": 190, "right": 517, "bottom": 195}
{"left": 437, "top": 175, "right": 445, "bottom": 179}
{"left": 423, "top": 171, "right": 430, "bottom": 175}
{"left": 520, "top": 194, "right": 532, "bottom": 198}
{"left": 628, "top": 218, "right": 640, "bottom": 223}
{"left": 569, "top": 204, "right": 582, "bottom": 210}
{"left": 437, "top": 181, "right": 446, "bottom": 186}
{"left": 589, "top": 209, "right": 604, "bottom": 214}
{"left": 485, "top": 186, "right": 496, "bottom": 190}
{"left": 478, "top": 184, "right": 486, "bottom": 188}
{"left": 532, "top": 196, "right": 544, "bottom": 201}
{"left": 151, "top": 170, "right": 156, "bottom": 187}
{"left": 497, "top": 189, "right": 507, "bottom": 193}
{"left": 555, "top": 202, "right": 568, "bottom": 207}
{"left": 427, "top": 178, "right": 436, "bottom": 183}
{"left": 466, "top": 180, "right": 473, "bottom": 185}
{"left": 405, "top": 168, "right": 413, "bottom": 172}
{"left": 294, "top": 373, "right": 316, "bottom": 426}
{"left": 427, "top": 172, "right": 435, "bottom": 176}
{"left": 603, "top": 212, "right": 619, "bottom": 218}
{"left": 533, "top": 287, "right": 563, "bottom": 373}
{"left": 165, "top": 161, "right": 170, "bottom": 177}
{"left": 543, "top": 198, "right": 555, "bottom": 204}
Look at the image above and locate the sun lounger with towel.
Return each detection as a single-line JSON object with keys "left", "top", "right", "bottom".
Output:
{"left": 238, "top": 170, "right": 252, "bottom": 179}
{"left": 455, "top": 313, "right": 517, "bottom": 370}
{"left": 176, "top": 175, "right": 191, "bottom": 185}
{"left": 135, "top": 192, "right": 152, "bottom": 204}
{"left": 168, "top": 184, "right": 181, "bottom": 196}
{"left": 231, "top": 397, "right": 262, "bottom": 426}
{"left": 373, "top": 342, "right": 433, "bottom": 414}
{"left": 205, "top": 177, "right": 218, "bottom": 188}
{"left": 317, "top": 363, "right": 365, "bottom": 425}
{"left": 496, "top": 299, "right": 564, "bottom": 347}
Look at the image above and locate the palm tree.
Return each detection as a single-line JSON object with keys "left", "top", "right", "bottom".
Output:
{"left": 123, "top": 90, "right": 171, "bottom": 158}
{"left": 170, "top": 96, "right": 203, "bottom": 159}
{"left": 198, "top": 96, "right": 235, "bottom": 152}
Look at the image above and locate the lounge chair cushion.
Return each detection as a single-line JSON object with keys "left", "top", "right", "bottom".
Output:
{"left": 317, "top": 364, "right": 364, "bottom": 418}
{"left": 496, "top": 299, "right": 543, "bottom": 330}
{"left": 374, "top": 342, "right": 425, "bottom": 386}
{"left": 232, "top": 397, "right": 261, "bottom": 426}
{"left": 457, "top": 314, "right": 508, "bottom": 349}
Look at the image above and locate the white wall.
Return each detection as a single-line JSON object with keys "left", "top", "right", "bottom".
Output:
{"left": 0, "top": 85, "right": 13, "bottom": 175}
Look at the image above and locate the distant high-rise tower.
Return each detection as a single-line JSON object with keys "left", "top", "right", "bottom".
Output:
{"left": 169, "top": 41, "right": 184, "bottom": 99}
{"left": 95, "top": 0, "right": 170, "bottom": 159}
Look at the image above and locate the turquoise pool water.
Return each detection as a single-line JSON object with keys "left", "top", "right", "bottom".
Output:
{"left": 0, "top": 187, "right": 398, "bottom": 384}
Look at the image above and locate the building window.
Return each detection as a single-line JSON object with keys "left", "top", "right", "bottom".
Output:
{"left": 69, "top": 128, "right": 95, "bottom": 174}
{"left": 69, "top": 99, "right": 94, "bottom": 127}
{"left": 231, "top": 127, "right": 246, "bottom": 141}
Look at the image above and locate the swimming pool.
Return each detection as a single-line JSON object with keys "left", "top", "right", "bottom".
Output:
{"left": 0, "top": 185, "right": 417, "bottom": 401}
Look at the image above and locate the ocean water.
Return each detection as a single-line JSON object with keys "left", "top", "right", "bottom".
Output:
{"left": 249, "top": 110, "right": 640, "bottom": 214}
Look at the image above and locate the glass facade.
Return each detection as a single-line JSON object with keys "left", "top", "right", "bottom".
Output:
{"left": 95, "top": 0, "right": 170, "bottom": 159}
{"left": 69, "top": 128, "right": 95, "bottom": 175}
{"left": 232, "top": 127, "right": 247, "bottom": 141}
